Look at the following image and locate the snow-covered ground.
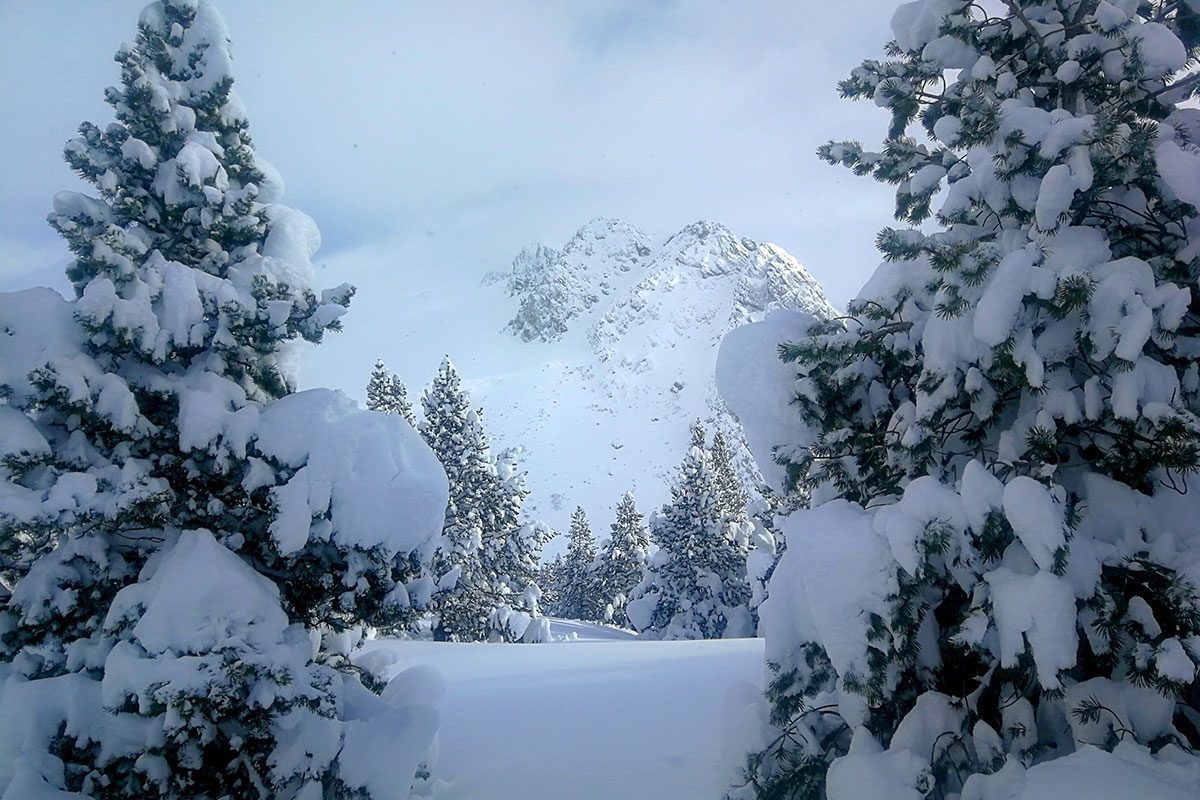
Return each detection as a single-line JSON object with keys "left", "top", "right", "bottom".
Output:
{"left": 355, "top": 626, "right": 764, "bottom": 799}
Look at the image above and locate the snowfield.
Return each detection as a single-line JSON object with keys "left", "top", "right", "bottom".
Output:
{"left": 355, "top": 627, "right": 765, "bottom": 799}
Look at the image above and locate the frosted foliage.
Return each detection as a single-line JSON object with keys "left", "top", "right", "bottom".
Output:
{"left": 104, "top": 529, "right": 287, "bottom": 654}
{"left": 716, "top": 310, "right": 822, "bottom": 495}
{"left": 0, "top": 1, "right": 443, "bottom": 797}
{"left": 556, "top": 507, "right": 601, "bottom": 622}
{"left": 418, "top": 359, "right": 549, "bottom": 642}
{"left": 365, "top": 359, "right": 415, "bottom": 424}
{"left": 0, "top": 532, "right": 442, "bottom": 799}
{"left": 591, "top": 492, "right": 651, "bottom": 628}
{"left": 49, "top": 0, "right": 351, "bottom": 404}
{"left": 628, "top": 429, "right": 753, "bottom": 641}
{"left": 0, "top": 290, "right": 88, "bottom": 408}
{"left": 803, "top": 505, "right": 898, "bottom": 672}
{"left": 724, "top": 0, "right": 1200, "bottom": 797}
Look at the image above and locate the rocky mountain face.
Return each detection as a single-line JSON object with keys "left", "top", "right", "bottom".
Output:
{"left": 504, "top": 219, "right": 654, "bottom": 343}
{"left": 482, "top": 217, "right": 836, "bottom": 539}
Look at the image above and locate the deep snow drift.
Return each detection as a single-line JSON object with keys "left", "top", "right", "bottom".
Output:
{"left": 355, "top": 628, "right": 765, "bottom": 800}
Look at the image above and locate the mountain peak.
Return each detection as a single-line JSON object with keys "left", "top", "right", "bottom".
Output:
{"left": 503, "top": 219, "right": 654, "bottom": 343}
{"left": 475, "top": 217, "right": 836, "bottom": 536}
{"left": 506, "top": 242, "right": 560, "bottom": 295}
{"left": 562, "top": 218, "right": 653, "bottom": 261}
{"left": 670, "top": 219, "right": 736, "bottom": 242}
{"left": 501, "top": 218, "right": 833, "bottom": 344}
{"left": 571, "top": 216, "right": 641, "bottom": 239}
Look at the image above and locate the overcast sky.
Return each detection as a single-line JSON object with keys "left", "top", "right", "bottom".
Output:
{"left": 0, "top": 0, "right": 902, "bottom": 389}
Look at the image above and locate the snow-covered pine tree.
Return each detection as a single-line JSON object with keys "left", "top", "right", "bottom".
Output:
{"left": 627, "top": 423, "right": 753, "bottom": 640}
{"left": 709, "top": 428, "right": 777, "bottom": 633}
{"left": 557, "top": 506, "right": 601, "bottom": 621}
{"left": 418, "top": 359, "right": 548, "bottom": 642}
{"left": 367, "top": 359, "right": 394, "bottom": 411}
{"left": 366, "top": 358, "right": 415, "bottom": 424}
{"left": 420, "top": 358, "right": 494, "bottom": 641}
{"left": 744, "top": 487, "right": 784, "bottom": 627}
{"left": 725, "top": 2, "right": 1200, "bottom": 797}
{"left": 710, "top": 429, "right": 749, "bottom": 519}
{"left": 538, "top": 551, "right": 567, "bottom": 616}
{"left": 479, "top": 448, "right": 533, "bottom": 588}
{"left": 0, "top": 1, "right": 446, "bottom": 797}
{"left": 592, "top": 492, "right": 651, "bottom": 628}
{"left": 481, "top": 447, "right": 551, "bottom": 643}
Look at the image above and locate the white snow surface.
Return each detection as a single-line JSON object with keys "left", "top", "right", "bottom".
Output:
{"left": 255, "top": 388, "right": 449, "bottom": 557}
{"left": 961, "top": 743, "right": 1200, "bottom": 799}
{"left": 716, "top": 309, "right": 822, "bottom": 494}
{"left": 354, "top": 630, "right": 765, "bottom": 799}
{"left": 104, "top": 529, "right": 288, "bottom": 655}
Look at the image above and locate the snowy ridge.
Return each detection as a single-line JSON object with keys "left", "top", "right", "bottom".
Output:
{"left": 481, "top": 217, "right": 835, "bottom": 544}
{"left": 504, "top": 218, "right": 654, "bottom": 343}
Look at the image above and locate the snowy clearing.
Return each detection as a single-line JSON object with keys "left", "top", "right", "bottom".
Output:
{"left": 355, "top": 629, "right": 764, "bottom": 799}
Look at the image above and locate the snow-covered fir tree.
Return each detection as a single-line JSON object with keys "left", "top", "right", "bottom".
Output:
{"left": 710, "top": 427, "right": 779, "bottom": 632}
{"left": 627, "top": 423, "right": 753, "bottom": 640}
{"left": 420, "top": 358, "right": 495, "bottom": 641}
{"left": 419, "top": 359, "right": 548, "bottom": 642}
{"left": 366, "top": 358, "right": 415, "bottom": 424}
{"left": 744, "top": 488, "right": 784, "bottom": 625}
{"left": 723, "top": 2, "right": 1200, "bottom": 797}
{"left": 538, "top": 551, "right": 566, "bottom": 615}
{"left": 0, "top": 2, "right": 447, "bottom": 797}
{"left": 592, "top": 492, "right": 651, "bottom": 628}
{"left": 710, "top": 429, "right": 749, "bottom": 519}
{"left": 556, "top": 506, "right": 601, "bottom": 621}
{"left": 481, "top": 447, "right": 551, "bottom": 643}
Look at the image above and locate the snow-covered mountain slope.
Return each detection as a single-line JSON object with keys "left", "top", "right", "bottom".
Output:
{"left": 478, "top": 218, "right": 835, "bottom": 543}
{"left": 301, "top": 217, "right": 836, "bottom": 552}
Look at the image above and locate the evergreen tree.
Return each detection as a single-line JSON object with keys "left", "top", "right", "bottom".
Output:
{"left": 366, "top": 358, "right": 415, "bottom": 424}
{"left": 420, "top": 358, "right": 494, "bottom": 641}
{"left": 538, "top": 551, "right": 567, "bottom": 616}
{"left": 730, "top": 2, "right": 1200, "bottom": 797}
{"left": 0, "top": 2, "right": 444, "bottom": 796}
{"left": 481, "top": 447, "right": 551, "bottom": 643}
{"left": 557, "top": 506, "right": 601, "bottom": 621}
{"left": 710, "top": 429, "right": 749, "bottom": 520}
{"left": 479, "top": 448, "right": 533, "bottom": 587}
{"left": 627, "top": 423, "right": 753, "bottom": 640}
{"left": 419, "top": 360, "right": 548, "bottom": 642}
{"left": 744, "top": 485, "right": 784, "bottom": 621}
{"left": 592, "top": 492, "right": 651, "bottom": 628}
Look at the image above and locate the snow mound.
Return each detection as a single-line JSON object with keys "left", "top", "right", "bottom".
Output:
{"left": 256, "top": 388, "right": 449, "bottom": 557}
{"left": 716, "top": 309, "right": 822, "bottom": 493}
{"left": 104, "top": 529, "right": 287, "bottom": 655}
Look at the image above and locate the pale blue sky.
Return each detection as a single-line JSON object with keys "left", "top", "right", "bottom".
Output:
{"left": 0, "top": 0, "right": 903, "bottom": 386}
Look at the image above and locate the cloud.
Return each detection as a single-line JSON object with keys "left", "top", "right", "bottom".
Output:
{"left": 0, "top": 0, "right": 903, "bottom": 392}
